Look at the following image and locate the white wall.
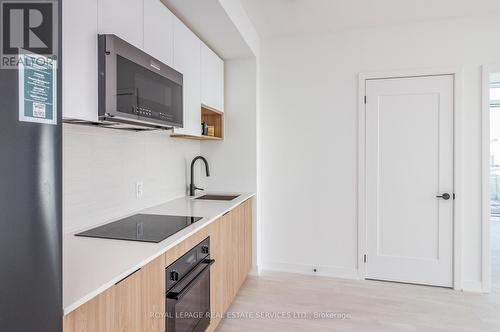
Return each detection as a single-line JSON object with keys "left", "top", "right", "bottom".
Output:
{"left": 201, "top": 57, "right": 260, "bottom": 269}
{"left": 259, "top": 15, "right": 500, "bottom": 288}
{"left": 201, "top": 58, "right": 257, "bottom": 192}
{"left": 63, "top": 124, "right": 201, "bottom": 233}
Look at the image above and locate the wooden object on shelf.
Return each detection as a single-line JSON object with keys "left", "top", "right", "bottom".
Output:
{"left": 207, "top": 126, "right": 215, "bottom": 137}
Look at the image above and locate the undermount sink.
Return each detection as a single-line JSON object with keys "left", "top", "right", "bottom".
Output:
{"left": 195, "top": 194, "right": 240, "bottom": 201}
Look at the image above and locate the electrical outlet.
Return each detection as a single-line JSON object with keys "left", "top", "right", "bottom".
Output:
{"left": 136, "top": 181, "right": 143, "bottom": 198}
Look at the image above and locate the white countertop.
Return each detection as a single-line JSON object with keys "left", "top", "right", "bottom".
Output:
{"left": 63, "top": 192, "right": 254, "bottom": 315}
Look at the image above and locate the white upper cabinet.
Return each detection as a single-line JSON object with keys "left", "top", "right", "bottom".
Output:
{"left": 98, "top": 0, "right": 144, "bottom": 49}
{"left": 63, "top": 0, "right": 223, "bottom": 132}
{"left": 144, "top": 0, "right": 174, "bottom": 66}
{"left": 201, "top": 43, "right": 224, "bottom": 112}
{"left": 62, "top": 0, "right": 98, "bottom": 121}
{"left": 173, "top": 17, "right": 201, "bottom": 135}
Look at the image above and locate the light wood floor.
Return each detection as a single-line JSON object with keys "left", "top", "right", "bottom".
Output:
{"left": 217, "top": 271, "right": 500, "bottom": 332}
{"left": 217, "top": 221, "right": 500, "bottom": 331}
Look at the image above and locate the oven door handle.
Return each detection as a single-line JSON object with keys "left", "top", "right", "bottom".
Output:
{"left": 166, "top": 259, "right": 215, "bottom": 301}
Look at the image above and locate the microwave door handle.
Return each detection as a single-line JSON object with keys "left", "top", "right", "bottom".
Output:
{"left": 135, "top": 88, "right": 139, "bottom": 109}
{"left": 166, "top": 259, "right": 215, "bottom": 301}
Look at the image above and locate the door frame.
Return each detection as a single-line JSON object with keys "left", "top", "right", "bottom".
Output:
{"left": 480, "top": 64, "right": 500, "bottom": 293}
{"left": 357, "top": 67, "right": 464, "bottom": 290}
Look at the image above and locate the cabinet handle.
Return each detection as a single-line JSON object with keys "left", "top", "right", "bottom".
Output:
{"left": 115, "top": 268, "right": 141, "bottom": 285}
{"left": 166, "top": 259, "right": 214, "bottom": 300}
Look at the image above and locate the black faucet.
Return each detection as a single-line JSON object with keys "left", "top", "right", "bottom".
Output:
{"left": 190, "top": 156, "right": 210, "bottom": 196}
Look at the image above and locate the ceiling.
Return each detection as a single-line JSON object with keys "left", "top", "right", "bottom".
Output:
{"left": 163, "top": 0, "right": 255, "bottom": 59}
{"left": 241, "top": 0, "right": 500, "bottom": 38}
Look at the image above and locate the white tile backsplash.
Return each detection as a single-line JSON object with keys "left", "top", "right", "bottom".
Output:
{"left": 63, "top": 124, "right": 201, "bottom": 233}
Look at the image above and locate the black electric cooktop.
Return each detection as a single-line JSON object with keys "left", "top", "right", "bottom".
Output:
{"left": 75, "top": 214, "right": 203, "bottom": 243}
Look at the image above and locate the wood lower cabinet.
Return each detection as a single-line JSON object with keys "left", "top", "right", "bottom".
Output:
{"left": 213, "top": 205, "right": 252, "bottom": 319}
{"left": 141, "top": 255, "right": 166, "bottom": 331}
{"left": 64, "top": 254, "right": 165, "bottom": 332}
{"left": 114, "top": 268, "right": 142, "bottom": 331}
{"left": 64, "top": 198, "right": 252, "bottom": 332}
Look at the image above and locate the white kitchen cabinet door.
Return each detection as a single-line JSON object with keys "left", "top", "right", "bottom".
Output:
{"left": 98, "top": 0, "right": 144, "bottom": 49}
{"left": 173, "top": 17, "right": 201, "bottom": 135}
{"left": 62, "top": 0, "right": 99, "bottom": 121}
{"left": 215, "top": 51, "right": 224, "bottom": 113}
{"left": 144, "top": 0, "right": 174, "bottom": 66}
{"left": 201, "top": 43, "right": 224, "bottom": 112}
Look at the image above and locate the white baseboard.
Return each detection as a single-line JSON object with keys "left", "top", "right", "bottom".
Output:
{"left": 461, "top": 280, "right": 484, "bottom": 292}
{"left": 249, "top": 265, "right": 262, "bottom": 276}
{"left": 259, "top": 262, "right": 484, "bottom": 292}
{"left": 262, "top": 261, "right": 359, "bottom": 280}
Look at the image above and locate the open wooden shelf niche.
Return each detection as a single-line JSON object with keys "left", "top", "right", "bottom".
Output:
{"left": 171, "top": 104, "right": 224, "bottom": 140}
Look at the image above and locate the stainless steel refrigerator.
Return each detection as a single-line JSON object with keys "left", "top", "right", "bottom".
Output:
{"left": 0, "top": 1, "right": 62, "bottom": 331}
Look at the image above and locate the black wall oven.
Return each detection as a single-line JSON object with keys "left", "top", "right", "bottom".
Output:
{"left": 166, "top": 237, "right": 214, "bottom": 332}
{"left": 98, "top": 34, "right": 183, "bottom": 129}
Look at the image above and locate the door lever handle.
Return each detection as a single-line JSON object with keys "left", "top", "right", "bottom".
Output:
{"left": 436, "top": 193, "right": 451, "bottom": 200}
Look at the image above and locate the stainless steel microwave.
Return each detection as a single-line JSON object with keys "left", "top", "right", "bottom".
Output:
{"left": 98, "top": 34, "right": 183, "bottom": 129}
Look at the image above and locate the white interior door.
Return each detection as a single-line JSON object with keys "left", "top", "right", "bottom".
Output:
{"left": 365, "top": 75, "right": 454, "bottom": 287}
